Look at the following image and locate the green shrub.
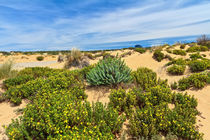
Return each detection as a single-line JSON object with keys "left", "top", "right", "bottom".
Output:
{"left": 172, "top": 50, "right": 186, "bottom": 56}
{"left": 128, "top": 85, "right": 202, "bottom": 139}
{"left": 166, "top": 49, "right": 172, "bottom": 54}
{"left": 120, "top": 51, "right": 132, "bottom": 57}
{"left": 6, "top": 90, "right": 125, "bottom": 139}
{"left": 153, "top": 50, "right": 165, "bottom": 62}
{"left": 132, "top": 67, "right": 157, "bottom": 90}
{"left": 164, "top": 54, "right": 173, "bottom": 61}
{"left": 109, "top": 89, "right": 136, "bottom": 115}
{"left": 3, "top": 71, "right": 85, "bottom": 105}
{"left": 165, "top": 58, "right": 186, "bottom": 66}
{"left": 36, "top": 56, "right": 44, "bottom": 61}
{"left": 84, "top": 52, "right": 95, "bottom": 60}
{"left": 87, "top": 57, "right": 132, "bottom": 86}
{"left": 180, "top": 44, "right": 186, "bottom": 49}
{"left": 178, "top": 72, "right": 210, "bottom": 90}
{"left": 187, "top": 46, "right": 208, "bottom": 52}
{"left": 3, "top": 75, "right": 34, "bottom": 89}
{"left": 135, "top": 48, "right": 146, "bottom": 54}
{"left": 189, "top": 59, "right": 210, "bottom": 72}
{"left": 0, "top": 60, "right": 17, "bottom": 80}
{"left": 170, "top": 82, "right": 178, "bottom": 90}
{"left": 189, "top": 53, "right": 203, "bottom": 60}
{"left": 167, "top": 64, "right": 186, "bottom": 75}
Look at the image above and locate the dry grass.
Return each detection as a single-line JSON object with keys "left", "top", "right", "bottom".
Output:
{"left": 0, "top": 60, "right": 17, "bottom": 79}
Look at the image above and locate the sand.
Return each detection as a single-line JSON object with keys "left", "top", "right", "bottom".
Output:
{"left": 0, "top": 49, "right": 209, "bottom": 139}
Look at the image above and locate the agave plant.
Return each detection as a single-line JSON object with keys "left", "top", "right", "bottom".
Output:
{"left": 87, "top": 57, "right": 132, "bottom": 86}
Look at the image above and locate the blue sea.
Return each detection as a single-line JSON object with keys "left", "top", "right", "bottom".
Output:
{"left": 81, "top": 35, "right": 201, "bottom": 51}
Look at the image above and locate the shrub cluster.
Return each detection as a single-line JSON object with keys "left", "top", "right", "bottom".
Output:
{"left": 189, "top": 59, "right": 210, "bottom": 72}
{"left": 178, "top": 72, "right": 210, "bottom": 90}
{"left": 87, "top": 57, "right": 132, "bottom": 86}
{"left": 180, "top": 44, "right": 186, "bottom": 49}
{"left": 6, "top": 86, "right": 125, "bottom": 139}
{"left": 189, "top": 53, "right": 203, "bottom": 60}
{"left": 108, "top": 85, "right": 202, "bottom": 139}
{"left": 187, "top": 46, "right": 208, "bottom": 52}
{"left": 165, "top": 58, "right": 187, "bottom": 66}
{"left": 36, "top": 56, "right": 44, "bottom": 61}
{"left": 120, "top": 51, "right": 132, "bottom": 58}
{"left": 172, "top": 49, "right": 187, "bottom": 56}
{"left": 132, "top": 67, "right": 157, "bottom": 90}
{"left": 153, "top": 50, "right": 165, "bottom": 62}
{"left": 167, "top": 64, "right": 186, "bottom": 75}
{"left": 135, "top": 48, "right": 146, "bottom": 54}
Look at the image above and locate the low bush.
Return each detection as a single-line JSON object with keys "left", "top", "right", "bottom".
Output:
{"left": 167, "top": 64, "right": 186, "bottom": 75}
{"left": 172, "top": 50, "right": 187, "bottom": 56}
{"left": 153, "top": 50, "right": 165, "bottom": 62}
{"left": 3, "top": 71, "right": 85, "bottom": 105}
{"left": 171, "top": 82, "right": 178, "bottom": 90}
{"left": 128, "top": 85, "right": 202, "bottom": 139}
{"left": 165, "top": 54, "right": 173, "bottom": 61}
{"left": 189, "top": 53, "right": 203, "bottom": 60}
{"left": 180, "top": 44, "right": 186, "bottom": 49}
{"left": 120, "top": 51, "right": 132, "bottom": 57}
{"left": 3, "top": 75, "right": 34, "bottom": 89}
{"left": 132, "top": 67, "right": 157, "bottom": 90}
{"left": 87, "top": 57, "right": 132, "bottom": 86}
{"left": 187, "top": 46, "right": 208, "bottom": 52}
{"left": 84, "top": 52, "right": 95, "bottom": 60}
{"left": 178, "top": 72, "right": 210, "bottom": 90}
{"left": 36, "top": 56, "right": 44, "bottom": 61}
{"left": 135, "top": 48, "right": 146, "bottom": 54}
{"left": 6, "top": 90, "right": 125, "bottom": 139}
{"left": 165, "top": 58, "right": 186, "bottom": 66}
{"left": 109, "top": 89, "right": 136, "bottom": 115}
{"left": 189, "top": 59, "right": 210, "bottom": 72}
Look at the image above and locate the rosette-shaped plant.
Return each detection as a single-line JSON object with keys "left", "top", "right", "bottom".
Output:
{"left": 87, "top": 57, "right": 132, "bottom": 86}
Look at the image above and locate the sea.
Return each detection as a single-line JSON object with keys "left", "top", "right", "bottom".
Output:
{"left": 82, "top": 35, "right": 202, "bottom": 51}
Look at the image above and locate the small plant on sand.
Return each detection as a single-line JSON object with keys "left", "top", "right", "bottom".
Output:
{"left": 132, "top": 67, "right": 157, "bottom": 90}
{"left": 178, "top": 72, "right": 210, "bottom": 90}
{"left": 167, "top": 64, "right": 186, "bottom": 75}
{"left": 153, "top": 50, "right": 165, "bottom": 62}
{"left": 0, "top": 60, "right": 17, "bottom": 79}
{"left": 36, "top": 56, "right": 44, "bottom": 61}
{"left": 172, "top": 49, "right": 186, "bottom": 56}
{"left": 135, "top": 48, "right": 146, "bottom": 54}
{"left": 64, "top": 48, "right": 89, "bottom": 68}
{"left": 187, "top": 45, "right": 208, "bottom": 52}
{"left": 170, "top": 82, "right": 178, "bottom": 90}
{"left": 180, "top": 44, "right": 186, "bottom": 49}
{"left": 189, "top": 59, "right": 210, "bottom": 72}
{"left": 87, "top": 57, "right": 132, "bottom": 86}
{"left": 189, "top": 52, "right": 203, "bottom": 60}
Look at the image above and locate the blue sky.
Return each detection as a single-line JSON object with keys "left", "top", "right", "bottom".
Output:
{"left": 0, "top": 0, "right": 210, "bottom": 51}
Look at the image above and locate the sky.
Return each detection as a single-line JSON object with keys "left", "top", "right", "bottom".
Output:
{"left": 0, "top": 0, "right": 210, "bottom": 51}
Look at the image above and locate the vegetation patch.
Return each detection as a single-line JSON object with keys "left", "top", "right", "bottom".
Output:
{"left": 187, "top": 46, "right": 208, "bottom": 52}
{"left": 172, "top": 49, "right": 187, "bottom": 56}
{"left": 0, "top": 60, "right": 17, "bottom": 80}
{"left": 135, "top": 48, "right": 146, "bottom": 54}
{"left": 178, "top": 72, "right": 210, "bottom": 90}
{"left": 167, "top": 64, "right": 186, "bottom": 75}
{"left": 189, "top": 59, "right": 210, "bottom": 72}
{"left": 153, "top": 50, "right": 165, "bottom": 62}
{"left": 87, "top": 57, "right": 132, "bottom": 86}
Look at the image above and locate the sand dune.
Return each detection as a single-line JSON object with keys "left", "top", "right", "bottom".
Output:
{"left": 0, "top": 49, "right": 209, "bottom": 139}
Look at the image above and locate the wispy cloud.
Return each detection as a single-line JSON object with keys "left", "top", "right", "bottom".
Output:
{"left": 0, "top": 0, "right": 209, "bottom": 51}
